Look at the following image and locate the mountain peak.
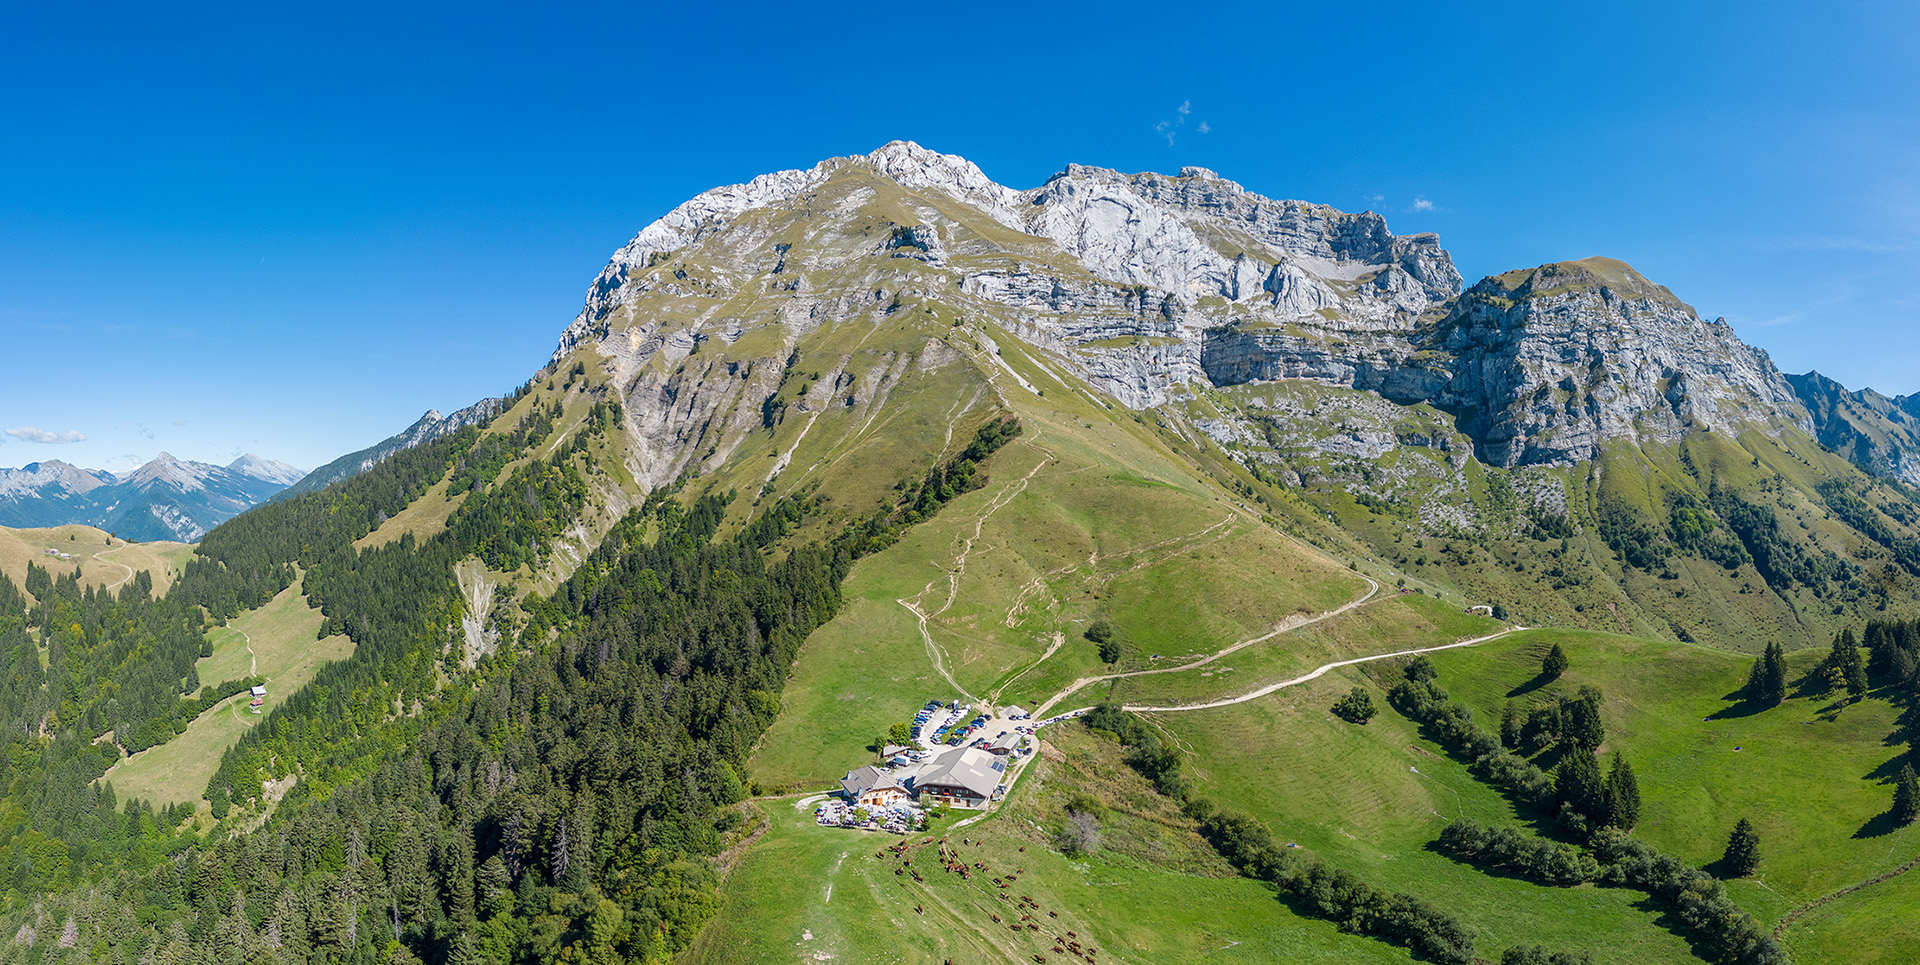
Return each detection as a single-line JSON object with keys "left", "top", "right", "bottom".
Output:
{"left": 121, "top": 451, "right": 201, "bottom": 491}
{"left": 0, "top": 459, "right": 113, "bottom": 500}
{"left": 1485, "top": 256, "right": 1689, "bottom": 312}
{"left": 856, "top": 140, "right": 1023, "bottom": 226}
{"left": 228, "top": 454, "right": 306, "bottom": 486}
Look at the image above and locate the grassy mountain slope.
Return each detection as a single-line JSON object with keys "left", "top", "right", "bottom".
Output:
{"left": 720, "top": 353, "right": 1700, "bottom": 960}
{"left": 718, "top": 353, "right": 1919, "bottom": 963}
{"left": 746, "top": 332, "right": 1364, "bottom": 791}
{"left": 14, "top": 148, "right": 1920, "bottom": 965}
{"left": 1164, "top": 379, "right": 1920, "bottom": 654}
{"left": 0, "top": 524, "right": 194, "bottom": 601}
{"left": 100, "top": 576, "right": 351, "bottom": 808}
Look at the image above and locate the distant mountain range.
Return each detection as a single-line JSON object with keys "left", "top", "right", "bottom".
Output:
{"left": 0, "top": 452, "right": 305, "bottom": 542}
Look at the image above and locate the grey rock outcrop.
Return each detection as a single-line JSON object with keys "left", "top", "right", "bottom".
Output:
{"left": 553, "top": 142, "right": 1818, "bottom": 477}
{"left": 1427, "top": 258, "right": 1811, "bottom": 466}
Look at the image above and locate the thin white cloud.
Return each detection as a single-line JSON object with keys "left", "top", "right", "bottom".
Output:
{"left": 1154, "top": 100, "right": 1206, "bottom": 146}
{"left": 5, "top": 427, "right": 86, "bottom": 444}
{"left": 1412, "top": 198, "right": 1436, "bottom": 212}
{"left": 1197, "top": 121, "right": 1211, "bottom": 134}
{"left": 134, "top": 421, "right": 155, "bottom": 439}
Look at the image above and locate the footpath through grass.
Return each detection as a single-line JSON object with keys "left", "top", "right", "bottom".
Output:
{"left": 748, "top": 411, "right": 1364, "bottom": 790}
{"left": 0, "top": 525, "right": 195, "bottom": 600}
{"left": 1103, "top": 593, "right": 1499, "bottom": 709}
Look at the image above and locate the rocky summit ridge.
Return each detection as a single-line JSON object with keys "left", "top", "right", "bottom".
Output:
{"left": 555, "top": 141, "right": 1818, "bottom": 478}
{"left": 276, "top": 397, "right": 504, "bottom": 500}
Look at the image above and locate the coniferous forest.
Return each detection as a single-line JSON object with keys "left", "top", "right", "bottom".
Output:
{"left": 0, "top": 403, "right": 1021, "bottom": 964}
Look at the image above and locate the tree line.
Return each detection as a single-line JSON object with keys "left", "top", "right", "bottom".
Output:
{"left": 1082, "top": 703, "right": 1482, "bottom": 964}
{"left": 1388, "top": 657, "right": 1785, "bottom": 965}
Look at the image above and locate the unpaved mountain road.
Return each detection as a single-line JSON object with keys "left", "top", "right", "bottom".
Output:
{"left": 1029, "top": 573, "right": 1382, "bottom": 718}
{"left": 1121, "top": 626, "right": 1526, "bottom": 713}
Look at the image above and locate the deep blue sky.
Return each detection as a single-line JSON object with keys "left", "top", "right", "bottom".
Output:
{"left": 5, "top": 1, "right": 1918, "bottom": 472}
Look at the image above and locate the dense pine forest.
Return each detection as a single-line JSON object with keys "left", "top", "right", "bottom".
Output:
{"left": 0, "top": 398, "right": 1021, "bottom": 964}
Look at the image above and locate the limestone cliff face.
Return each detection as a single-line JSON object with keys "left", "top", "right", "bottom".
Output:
{"left": 1428, "top": 258, "right": 1811, "bottom": 466}
{"left": 555, "top": 142, "right": 1816, "bottom": 479}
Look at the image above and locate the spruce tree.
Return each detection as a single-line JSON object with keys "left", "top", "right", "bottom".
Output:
{"left": 1501, "top": 699, "right": 1521, "bottom": 750}
{"left": 1565, "top": 685, "right": 1606, "bottom": 752}
{"left": 1834, "top": 629, "right": 1868, "bottom": 697}
{"left": 1406, "top": 654, "right": 1437, "bottom": 683}
{"left": 1746, "top": 641, "right": 1787, "bottom": 707}
{"left": 1865, "top": 622, "right": 1893, "bottom": 679}
{"left": 1542, "top": 642, "right": 1569, "bottom": 679}
{"left": 1556, "top": 750, "right": 1607, "bottom": 825}
{"left": 1606, "top": 752, "right": 1641, "bottom": 830}
{"left": 1723, "top": 817, "right": 1760, "bottom": 876}
{"left": 1894, "top": 762, "right": 1919, "bottom": 827}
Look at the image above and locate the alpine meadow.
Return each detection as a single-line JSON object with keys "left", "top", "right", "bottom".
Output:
{"left": 9, "top": 138, "right": 1920, "bottom": 965}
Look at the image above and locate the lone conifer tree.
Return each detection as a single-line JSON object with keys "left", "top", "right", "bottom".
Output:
{"left": 1606, "top": 752, "right": 1641, "bottom": 830}
{"left": 1724, "top": 817, "right": 1760, "bottom": 876}
{"left": 1832, "top": 629, "right": 1868, "bottom": 697}
{"left": 1894, "top": 762, "right": 1919, "bottom": 826}
{"left": 1542, "top": 642, "right": 1569, "bottom": 679}
{"left": 1745, "top": 641, "right": 1788, "bottom": 707}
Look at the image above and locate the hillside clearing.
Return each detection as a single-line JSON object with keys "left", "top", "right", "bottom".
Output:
{"left": 101, "top": 576, "right": 352, "bottom": 807}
